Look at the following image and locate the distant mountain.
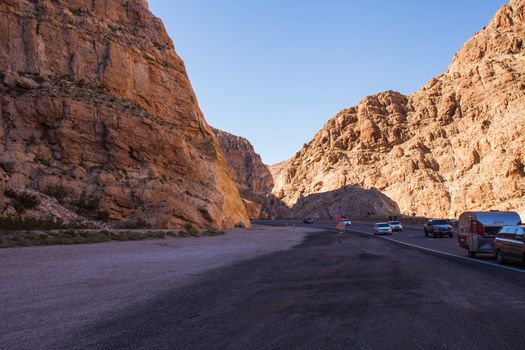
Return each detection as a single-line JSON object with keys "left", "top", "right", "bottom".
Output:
{"left": 213, "top": 128, "right": 274, "bottom": 218}
{"left": 0, "top": 0, "right": 249, "bottom": 228}
{"left": 272, "top": 0, "right": 525, "bottom": 219}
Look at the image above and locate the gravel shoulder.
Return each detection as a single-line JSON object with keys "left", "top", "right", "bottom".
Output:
{"left": 0, "top": 225, "right": 317, "bottom": 350}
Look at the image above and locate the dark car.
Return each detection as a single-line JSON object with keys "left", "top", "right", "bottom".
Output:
{"left": 495, "top": 225, "right": 525, "bottom": 265}
{"left": 303, "top": 217, "right": 314, "bottom": 224}
{"left": 424, "top": 219, "right": 453, "bottom": 238}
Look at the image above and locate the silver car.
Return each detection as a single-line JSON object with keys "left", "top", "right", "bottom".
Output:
{"left": 374, "top": 222, "right": 393, "bottom": 235}
{"left": 388, "top": 221, "right": 403, "bottom": 232}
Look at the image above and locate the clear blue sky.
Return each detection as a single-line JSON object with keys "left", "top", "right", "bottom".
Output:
{"left": 148, "top": 0, "right": 506, "bottom": 164}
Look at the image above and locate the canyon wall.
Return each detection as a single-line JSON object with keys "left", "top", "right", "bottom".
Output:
{"left": 273, "top": 0, "right": 525, "bottom": 219}
{"left": 213, "top": 128, "right": 273, "bottom": 218}
{"left": 0, "top": 0, "right": 249, "bottom": 228}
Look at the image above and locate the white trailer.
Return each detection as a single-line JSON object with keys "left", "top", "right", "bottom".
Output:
{"left": 458, "top": 211, "right": 521, "bottom": 258}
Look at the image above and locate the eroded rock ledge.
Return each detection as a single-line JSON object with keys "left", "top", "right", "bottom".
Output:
{"left": 0, "top": 0, "right": 249, "bottom": 228}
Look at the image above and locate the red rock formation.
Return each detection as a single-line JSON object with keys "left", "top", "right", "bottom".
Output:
{"left": 0, "top": 0, "right": 249, "bottom": 228}
{"left": 214, "top": 128, "right": 273, "bottom": 218}
{"left": 273, "top": 0, "right": 525, "bottom": 219}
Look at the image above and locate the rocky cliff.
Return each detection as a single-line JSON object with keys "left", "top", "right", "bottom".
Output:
{"left": 213, "top": 128, "right": 273, "bottom": 218}
{"left": 0, "top": 0, "right": 249, "bottom": 228}
{"left": 273, "top": 0, "right": 525, "bottom": 219}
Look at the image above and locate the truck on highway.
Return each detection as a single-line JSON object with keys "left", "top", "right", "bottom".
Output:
{"left": 458, "top": 211, "right": 521, "bottom": 258}
{"left": 423, "top": 219, "right": 453, "bottom": 238}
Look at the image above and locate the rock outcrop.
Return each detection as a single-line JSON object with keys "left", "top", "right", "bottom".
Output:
{"left": 273, "top": 0, "right": 525, "bottom": 219}
{"left": 213, "top": 128, "right": 273, "bottom": 218}
{"left": 0, "top": 0, "right": 249, "bottom": 228}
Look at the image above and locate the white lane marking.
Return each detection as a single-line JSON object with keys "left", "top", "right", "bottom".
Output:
{"left": 349, "top": 229, "right": 525, "bottom": 274}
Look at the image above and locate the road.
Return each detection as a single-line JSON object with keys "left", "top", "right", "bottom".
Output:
{"left": 254, "top": 220, "right": 525, "bottom": 272}
{"left": 54, "top": 227, "right": 525, "bottom": 349}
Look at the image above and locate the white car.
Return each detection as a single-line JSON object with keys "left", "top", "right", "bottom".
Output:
{"left": 388, "top": 221, "right": 403, "bottom": 231}
{"left": 374, "top": 222, "right": 392, "bottom": 235}
{"left": 343, "top": 219, "right": 352, "bottom": 226}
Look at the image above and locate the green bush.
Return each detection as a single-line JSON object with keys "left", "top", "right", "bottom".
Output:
{"left": 68, "top": 6, "right": 83, "bottom": 16}
{"left": 3, "top": 189, "right": 17, "bottom": 198}
{"left": 189, "top": 229, "right": 200, "bottom": 237}
{"left": 32, "top": 74, "right": 45, "bottom": 84}
{"left": 0, "top": 222, "right": 226, "bottom": 248}
{"left": 4, "top": 189, "right": 40, "bottom": 213}
{"left": 43, "top": 184, "right": 71, "bottom": 203}
{"left": 203, "top": 229, "right": 225, "bottom": 236}
{"left": 26, "top": 135, "right": 38, "bottom": 146}
{"left": 74, "top": 191, "right": 100, "bottom": 212}
{"left": 0, "top": 217, "right": 88, "bottom": 231}
{"left": 116, "top": 219, "right": 151, "bottom": 229}
{"left": 96, "top": 211, "right": 110, "bottom": 222}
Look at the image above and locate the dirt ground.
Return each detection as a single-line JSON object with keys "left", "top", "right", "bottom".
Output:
{"left": 0, "top": 225, "right": 319, "bottom": 350}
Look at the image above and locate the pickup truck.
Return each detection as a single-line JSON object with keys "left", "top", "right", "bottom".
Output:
{"left": 423, "top": 219, "right": 453, "bottom": 238}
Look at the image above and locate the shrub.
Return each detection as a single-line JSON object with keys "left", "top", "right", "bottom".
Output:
{"left": 135, "top": 219, "right": 151, "bottom": 229}
{"left": 74, "top": 191, "right": 100, "bottom": 212}
{"left": 43, "top": 184, "right": 71, "bottom": 203}
{"left": 177, "top": 223, "right": 200, "bottom": 237}
{"left": 0, "top": 224, "right": 226, "bottom": 248}
{"left": 147, "top": 231, "right": 167, "bottom": 239}
{"left": 26, "top": 135, "right": 38, "bottom": 146}
{"left": 94, "top": 85, "right": 107, "bottom": 94}
{"left": 32, "top": 74, "right": 45, "bottom": 84}
{"left": 97, "top": 211, "right": 109, "bottom": 222}
{"left": 115, "top": 219, "right": 151, "bottom": 229}
{"left": 69, "top": 6, "right": 83, "bottom": 16}
{"left": 204, "top": 229, "right": 225, "bottom": 236}
{"left": 167, "top": 231, "right": 181, "bottom": 238}
{"left": 3, "top": 188, "right": 17, "bottom": 198}
{"left": 0, "top": 217, "right": 88, "bottom": 230}
{"left": 4, "top": 189, "right": 40, "bottom": 213}
{"left": 189, "top": 229, "right": 200, "bottom": 237}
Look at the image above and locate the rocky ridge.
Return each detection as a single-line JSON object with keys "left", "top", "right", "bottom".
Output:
{"left": 0, "top": 0, "right": 249, "bottom": 228}
{"left": 272, "top": 0, "right": 525, "bottom": 219}
{"left": 213, "top": 128, "right": 274, "bottom": 218}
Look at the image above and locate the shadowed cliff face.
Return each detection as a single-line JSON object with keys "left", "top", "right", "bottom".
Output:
{"left": 0, "top": 0, "right": 249, "bottom": 228}
{"left": 265, "top": 186, "right": 400, "bottom": 220}
{"left": 273, "top": 0, "right": 525, "bottom": 219}
{"left": 213, "top": 128, "right": 274, "bottom": 219}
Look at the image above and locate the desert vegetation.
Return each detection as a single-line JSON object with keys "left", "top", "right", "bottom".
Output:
{"left": 0, "top": 224, "right": 225, "bottom": 248}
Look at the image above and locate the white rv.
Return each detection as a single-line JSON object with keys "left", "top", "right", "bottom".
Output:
{"left": 458, "top": 211, "right": 521, "bottom": 258}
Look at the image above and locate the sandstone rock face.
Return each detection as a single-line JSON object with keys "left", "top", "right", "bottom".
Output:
{"left": 273, "top": 0, "right": 525, "bottom": 219}
{"left": 214, "top": 128, "right": 273, "bottom": 218}
{"left": 0, "top": 0, "right": 249, "bottom": 228}
{"left": 242, "top": 198, "right": 263, "bottom": 220}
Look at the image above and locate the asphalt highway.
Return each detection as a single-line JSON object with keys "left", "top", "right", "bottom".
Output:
{"left": 59, "top": 227, "right": 525, "bottom": 349}
{"left": 254, "top": 220, "right": 525, "bottom": 273}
